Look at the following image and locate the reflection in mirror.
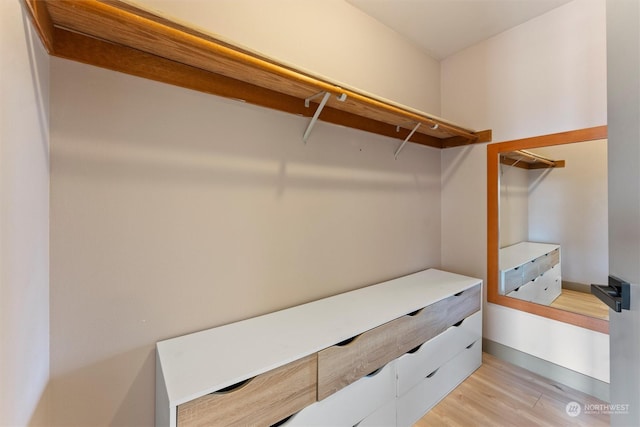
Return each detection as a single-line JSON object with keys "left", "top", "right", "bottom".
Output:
{"left": 487, "top": 127, "right": 609, "bottom": 334}
{"left": 499, "top": 141, "right": 608, "bottom": 320}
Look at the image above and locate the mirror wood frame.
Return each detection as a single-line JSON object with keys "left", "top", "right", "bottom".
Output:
{"left": 487, "top": 126, "right": 609, "bottom": 334}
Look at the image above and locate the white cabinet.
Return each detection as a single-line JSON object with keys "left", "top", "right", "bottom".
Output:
{"left": 396, "top": 340, "right": 482, "bottom": 427}
{"left": 500, "top": 242, "right": 561, "bottom": 305}
{"left": 395, "top": 311, "right": 482, "bottom": 426}
{"left": 282, "top": 360, "right": 396, "bottom": 426}
{"left": 155, "top": 269, "right": 483, "bottom": 427}
{"left": 396, "top": 312, "right": 482, "bottom": 397}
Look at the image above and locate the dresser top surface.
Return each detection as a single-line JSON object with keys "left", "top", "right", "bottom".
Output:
{"left": 156, "top": 268, "right": 481, "bottom": 406}
{"left": 500, "top": 241, "right": 560, "bottom": 271}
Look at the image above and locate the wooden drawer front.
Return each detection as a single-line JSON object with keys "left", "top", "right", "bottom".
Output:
{"left": 177, "top": 354, "right": 317, "bottom": 427}
{"left": 396, "top": 311, "right": 481, "bottom": 396}
{"left": 397, "top": 284, "right": 481, "bottom": 353}
{"left": 317, "top": 284, "right": 480, "bottom": 401}
{"left": 537, "top": 248, "right": 560, "bottom": 273}
{"left": 355, "top": 399, "right": 396, "bottom": 427}
{"left": 501, "top": 267, "right": 524, "bottom": 294}
{"left": 283, "top": 361, "right": 395, "bottom": 426}
{"left": 523, "top": 248, "right": 560, "bottom": 283}
{"left": 396, "top": 340, "right": 481, "bottom": 427}
{"left": 522, "top": 260, "right": 541, "bottom": 284}
{"left": 317, "top": 318, "right": 405, "bottom": 400}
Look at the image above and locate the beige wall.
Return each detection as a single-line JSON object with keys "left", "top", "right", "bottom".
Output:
{"left": 45, "top": 3, "right": 445, "bottom": 424}
{"left": 499, "top": 164, "right": 529, "bottom": 248}
{"left": 0, "top": 1, "right": 50, "bottom": 425}
{"left": 440, "top": 0, "right": 609, "bottom": 382}
{"left": 528, "top": 140, "right": 608, "bottom": 286}
{"left": 49, "top": 56, "right": 442, "bottom": 425}
{"left": 134, "top": 0, "right": 442, "bottom": 114}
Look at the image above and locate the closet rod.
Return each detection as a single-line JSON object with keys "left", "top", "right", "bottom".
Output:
{"left": 515, "top": 149, "right": 559, "bottom": 166}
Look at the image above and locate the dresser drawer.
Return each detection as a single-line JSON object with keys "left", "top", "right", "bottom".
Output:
{"left": 508, "top": 264, "right": 561, "bottom": 304}
{"left": 355, "top": 399, "right": 396, "bottom": 427}
{"left": 317, "top": 284, "right": 481, "bottom": 400}
{"left": 501, "top": 267, "right": 524, "bottom": 294}
{"left": 537, "top": 248, "right": 560, "bottom": 272}
{"left": 282, "top": 361, "right": 395, "bottom": 426}
{"left": 317, "top": 317, "right": 405, "bottom": 400}
{"left": 396, "top": 340, "right": 481, "bottom": 427}
{"left": 177, "top": 354, "right": 317, "bottom": 427}
{"left": 397, "top": 283, "right": 481, "bottom": 352}
{"left": 396, "top": 311, "right": 481, "bottom": 396}
{"left": 507, "top": 278, "right": 538, "bottom": 301}
{"left": 535, "top": 264, "right": 562, "bottom": 305}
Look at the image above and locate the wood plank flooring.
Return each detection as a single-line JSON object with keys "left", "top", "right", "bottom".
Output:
{"left": 416, "top": 353, "right": 610, "bottom": 426}
{"left": 551, "top": 289, "right": 610, "bottom": 320}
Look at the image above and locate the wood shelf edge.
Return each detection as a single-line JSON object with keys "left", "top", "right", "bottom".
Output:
{"left": 24, "top": 0, "right": 491, "bottom": 149}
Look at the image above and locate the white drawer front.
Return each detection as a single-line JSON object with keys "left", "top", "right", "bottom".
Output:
{"left": 396, "top": 312, "right": 481, "bottom": 396}
{"left": 354, "top": 399, "right": 396, "bottom": 427}
{"left": 535, "top": 264, "right": 562, "bottom": 305}
{"left": 522, "top": 260, "right": 541, "bottom": 285}
{"left": 283, "top": 361, "right": 396, "bottom": 427}
{"left": 507, "top": 278, "right": 538, "bottom": 301}
{"left": 508, "top": 264, "right": 561, "bottom": 305}
{"left": 396, "top": 340, "right": 481, "bottom": 427}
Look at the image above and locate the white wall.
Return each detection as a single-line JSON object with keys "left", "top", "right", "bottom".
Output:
{"left": 0, "top": 1, "right": 50, "bottom": 425}
{"left": 441, "top": 0, "right": 609, "bottom": 382}
{"left": 49, "top": 59, "right": 441, "bottom": 426}
{"left": 47, "top": 3, "right": 445, "bottom": 424}
{"left": 130, "top": 0, "right": 441, "bottom": 114}
{"left": 528, "top": 141, "right": 608, "bottom": 286}
{"left": 43, "top": 0, "right": 441, "bottom": 426}
{"left": 499, "top": 164, "right": 528, "bottom": 247}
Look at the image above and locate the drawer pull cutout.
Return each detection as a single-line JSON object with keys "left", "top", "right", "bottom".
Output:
{"left": 270, "top": 414, "right": 294, "bottom": 427}
{"left": 466, "top": 341, "right": 476, "bottom": 349}
{"left": 454, "top": 290, "right": 465, "bottom": 296}
{"left": 366, "top": 367, "right": 383, "bottom": 377}
{"left": 453, "top": 319, "right": 464, "bottom": 327}
{"left": 336, "top": 335, "right": 359, "bottom": 347}
{"left": 407, "top": 308, "right": 422, "bottom": 316}
{"left": 213, "top": 377, "right": 253, "bottom": 394}
{"left": 407, "top": 344, "right": 422, "bottom": 354}
{"left": 426, "top": 368, "right": 439, "bottom": 379}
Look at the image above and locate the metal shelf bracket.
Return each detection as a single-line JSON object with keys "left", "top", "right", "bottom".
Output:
{"left": 303, "top": 91, "right": 347, "bottom": 143}
{"left": 394, "top": 122, "right": 421, "bottom": 159}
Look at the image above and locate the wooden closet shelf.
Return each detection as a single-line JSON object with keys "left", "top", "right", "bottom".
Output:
{"left": 25, "top": 0, "right": 492, "bottom": 149}
{"left": 501, "top": 150, "right": 566, "bottom": 169}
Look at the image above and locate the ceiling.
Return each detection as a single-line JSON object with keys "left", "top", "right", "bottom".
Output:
{"left": 347, "top": 0, "right": 573, "bottom": 60}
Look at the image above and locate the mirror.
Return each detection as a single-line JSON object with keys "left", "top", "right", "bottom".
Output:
{"left": 487, "top": 126, "right": 609, "bottom": 334}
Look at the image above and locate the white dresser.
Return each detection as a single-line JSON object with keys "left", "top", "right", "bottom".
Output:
{"left": 499, "top": 242, "right": 561, "bottom": 305}
{"left": 155, "top": 269, "right": 482, "bottom": 426}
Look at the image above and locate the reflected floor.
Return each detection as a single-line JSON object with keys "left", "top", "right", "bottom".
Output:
{"left": 550, "top": 289, "right": 609, "bottom": 321}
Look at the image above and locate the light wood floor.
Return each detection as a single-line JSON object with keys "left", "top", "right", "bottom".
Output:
{"left": 416, "top": 353, "right": 610, "bottom": 426}
{"left": 550, "top": 289, "right": 610, "bottom": 320}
